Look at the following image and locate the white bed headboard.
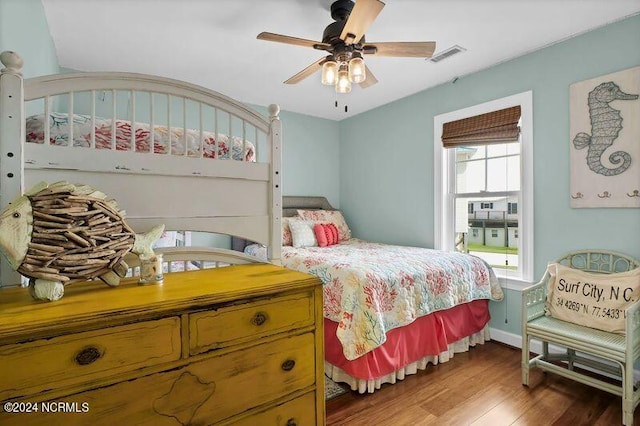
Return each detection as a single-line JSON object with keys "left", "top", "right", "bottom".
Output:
{"left": 0, "top": 51, "right": 282, "bottom": 286}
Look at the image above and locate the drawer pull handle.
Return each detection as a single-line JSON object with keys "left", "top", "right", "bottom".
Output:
{"left": 251, "top": 312, "right": 267, "bottom": 326}
{"left": 286, "top": 419, "right": 297, "bottom": 426}
{"left": 75, "top": 346, "right": 102, "bottom": 365}
{"left": 281, "top": 359, "right": 296, "bottom": 371}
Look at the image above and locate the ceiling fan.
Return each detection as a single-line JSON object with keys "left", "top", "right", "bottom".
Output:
{"left": 257, "top": 0, "right": 436, "bottom": 93}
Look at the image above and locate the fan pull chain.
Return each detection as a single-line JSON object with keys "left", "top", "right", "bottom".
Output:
{"left": 334, "top": 100, "right": 349, "bottom": 113}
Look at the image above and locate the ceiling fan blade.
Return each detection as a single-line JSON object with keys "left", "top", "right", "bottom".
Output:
{"left": 257, "top": 32, "right": 330, "bottom": 50}
{"left": 359, "top": 65, "right": 378, "bottom": 89}
{"left": 284, "top": 57, "right": 325, "bottom": 84}
{"left": 363, "top": 41, "right": 436, "bottom": 58}
{"left": 340, "top": 0, "right": 385, "bottom": 45}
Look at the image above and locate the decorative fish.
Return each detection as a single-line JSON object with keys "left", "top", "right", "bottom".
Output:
{"left": 0, "top": 181, "right": 164, "bottom": 301}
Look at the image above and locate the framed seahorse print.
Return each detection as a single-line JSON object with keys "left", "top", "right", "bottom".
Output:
{"left": 570, "top": 66, "right": 640, "bottom": 208}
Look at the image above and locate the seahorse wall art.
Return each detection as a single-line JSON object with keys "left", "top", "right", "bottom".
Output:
{"left": 569, "top": 66, "right": 640, "bottom": 208}
{"left": 572, "top": 81, "right": 638, "bottom": 176}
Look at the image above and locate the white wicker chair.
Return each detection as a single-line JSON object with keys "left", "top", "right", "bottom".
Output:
{"left": 522, "top": 250, "right": 640, "bottom": 426}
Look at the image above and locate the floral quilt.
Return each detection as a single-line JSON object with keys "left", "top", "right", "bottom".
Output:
{"left": 245, "top": 239, "right": 503, "bottom": 360}
{"left": 26, "top": 113, "right": 255, "bottom": 161}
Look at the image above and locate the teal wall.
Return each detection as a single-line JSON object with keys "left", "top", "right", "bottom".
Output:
{"left": 0, "top": 0, "right": 58, "bottom": 78}
{"left": 279, "top": 110, "right": 340, "bottom": 207}
{"left": 339, "top": 15, "right": 640, "bottom": 336}
{"left": 251, "top": 106, "right": 341, "bottom": 208}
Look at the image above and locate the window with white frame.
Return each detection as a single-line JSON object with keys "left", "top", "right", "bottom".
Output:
{"left": 434, "top": 91, "right": 534, "bottom": 285}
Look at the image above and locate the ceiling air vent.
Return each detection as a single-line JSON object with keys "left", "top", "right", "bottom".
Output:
{"left": 429, "top": 45, "right": 466, "bottom": 63}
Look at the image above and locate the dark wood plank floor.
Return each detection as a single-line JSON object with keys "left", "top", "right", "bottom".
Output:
{"left": 326, "top": 342, "right": 638, "bottom": 425}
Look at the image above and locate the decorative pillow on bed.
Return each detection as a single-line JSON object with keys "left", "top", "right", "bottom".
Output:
{"left": 314, "top": 223, "right": 339, "bottom": 247}
{"left": 297, "top": 210, "right": 351, "bottom": 241}
{"left": 545, "top": 263, "right": 640, "bottom": 334}
{"left": 282, "top": 217, "right": 293, "bottom": 246}
{"left": 289, "top": 219, "right": 318, "bottom": 248}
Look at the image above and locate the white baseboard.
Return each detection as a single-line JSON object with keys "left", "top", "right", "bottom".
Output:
{"left": 488, "top": 327, "right": 556, "bottom": 356}
{"left": 488, "top": 327, "right": 640, "bottom": 383}
{"left": 489, "top": 327, "right": 521, "bottom": 349}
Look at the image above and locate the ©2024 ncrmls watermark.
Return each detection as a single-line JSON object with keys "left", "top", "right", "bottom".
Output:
{"left": 3, "top": 401, "right": 89, "bottom": 414}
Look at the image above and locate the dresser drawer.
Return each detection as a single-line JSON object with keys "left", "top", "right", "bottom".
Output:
{"left": 0, "top": 317, "right": 181, "bottom": 401}
{"left": 190, "top": 291, "right": 314, "bottom": 355}
{"left": 225, "top": 391, "right": 317, "bottom": 425}
{"left": 0, "top": 332, "right": 316, "bottom": 426}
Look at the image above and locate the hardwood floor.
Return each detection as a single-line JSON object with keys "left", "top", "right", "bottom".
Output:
{"left": 326, "top": 342, "right": 638, "bottom": 425}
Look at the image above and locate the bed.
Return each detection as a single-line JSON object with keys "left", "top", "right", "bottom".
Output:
{"left": 243, "top": 196, "right": 504, "bottom": 393}
{"left": 0, "top": 50, "right": 282, "bottom": 286}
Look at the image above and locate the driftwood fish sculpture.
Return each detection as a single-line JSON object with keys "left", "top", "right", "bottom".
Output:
{"left": 0, "top": 181, "right": 164, "bottom": 301}
{"left": 573, "top": 81, "right": 638, "bottom": 176}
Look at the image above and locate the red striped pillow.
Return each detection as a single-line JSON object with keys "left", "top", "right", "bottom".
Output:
{"left": 314, "top": 223, "right": 339, "bottom": 247}
{"left": 327, "top": 223, "right": 339, "bottom": 245}
{"left": 314, "top": 223, "right": 328, "bottom": 247}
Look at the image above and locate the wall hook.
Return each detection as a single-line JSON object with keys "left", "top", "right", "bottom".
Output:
{"left": 597, "top": 191, "right": 611, "bottom": 198}
{"left": 571, "top": 192, "right": 583, "bottom": 199}
{"left": 627, "top": 189, "right": 640, "bottom": 197}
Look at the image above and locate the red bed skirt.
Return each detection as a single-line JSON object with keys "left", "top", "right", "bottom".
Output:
{"left": 324, "top": 299, "right": 490, "bottom": 380}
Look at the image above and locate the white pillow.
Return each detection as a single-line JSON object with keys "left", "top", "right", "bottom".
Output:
{"left": 297, "top": 209, "right": 351, "bottom": 241}
{"left": 289, "top": 219, "right": 317, "bottom": 248}
{"left": 545, "top": 263, "right": 640, "bottom": 334}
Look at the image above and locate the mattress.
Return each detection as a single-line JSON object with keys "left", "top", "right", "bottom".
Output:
{"left": 245, "top": 239, "right": 503, "bottom": 360}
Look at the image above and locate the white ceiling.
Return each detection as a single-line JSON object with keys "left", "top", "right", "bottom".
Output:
{"left": 42, "top": 0, "right": 640, "bottom": 121}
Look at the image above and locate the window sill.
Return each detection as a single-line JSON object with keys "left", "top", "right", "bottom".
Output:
{"left": 494, "top": 275, "right": 535, "bottom": 291}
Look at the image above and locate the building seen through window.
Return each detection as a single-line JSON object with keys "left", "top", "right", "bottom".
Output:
{"left": 454, "top": 142, "right": 520, "bottom": 273}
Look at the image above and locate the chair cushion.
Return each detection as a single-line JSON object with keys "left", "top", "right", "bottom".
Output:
{"left": 545, "top": 263, "right": 640, "bottom": 334}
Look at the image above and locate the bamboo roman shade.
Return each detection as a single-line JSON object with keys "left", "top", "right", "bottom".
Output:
{"left": 442, "top": 105, "right": 521, "bottom": 147}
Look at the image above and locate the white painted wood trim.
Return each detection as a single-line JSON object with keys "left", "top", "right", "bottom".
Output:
{"left": 0, "top": 52, "right": 26, "bottom": 286}
{"left": 155, "top": 246, "right": 261, "bottom": 265}
{"left": 268, "top": 104, "right": 282, "bottom": 264}
{"left": 23, "top": 72, "right": 269, "bottom": 134}
{"left": 433, "top": 91, "right": 534, "bottom": 282}
{"left": 24, "top": 145, "right": 270, "bottom": 181}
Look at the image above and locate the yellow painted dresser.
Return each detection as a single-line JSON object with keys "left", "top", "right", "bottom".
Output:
{"left": 0, "top": 263, "right": 325, "bottom": 425}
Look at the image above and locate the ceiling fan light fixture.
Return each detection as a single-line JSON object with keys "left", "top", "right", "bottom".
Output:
{"left": 336, "top": 65, "right": 351, "bottom": 93}
{"left": 321, "top": 59, "right": 338, "bottom": 85}
{"left": 257, "top": 0, "right": 435, "bottom": 93}
{"left": 348, "top": 53, "right": 366, "bottom": 83}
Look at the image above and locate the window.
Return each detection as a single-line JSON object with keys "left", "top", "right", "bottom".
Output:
{"left": 434, "top": 91, "right": 534, "bottom": 285}
{"left": 472, "top": 229, "right": 478, "bottom": 237}
{"left": 468, "top": 203, "right": 474, "bottom": 213}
